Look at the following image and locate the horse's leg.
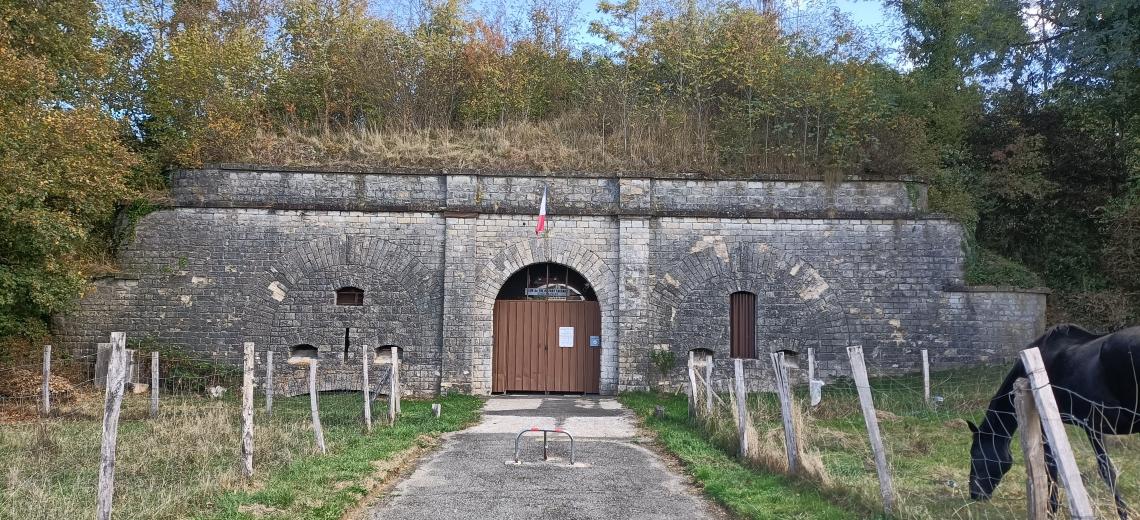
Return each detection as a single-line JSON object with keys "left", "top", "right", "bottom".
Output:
{"left": 1086, "top": 429, "right": 1128, "bottom": 520}
{"left": 1043, "top": 441, "right": 1061, "bottom": 514}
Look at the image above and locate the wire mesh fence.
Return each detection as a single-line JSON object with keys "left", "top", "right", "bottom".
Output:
{"left": 683, "top": 346, "right": 1140, "bottom": 519}
{"left": 0, "top": 334, "right": 409, "bottom": 519}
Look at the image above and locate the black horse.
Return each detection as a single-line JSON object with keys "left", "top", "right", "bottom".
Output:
{"left": 968, "top": 323, "right": 1140, "bottom": 519}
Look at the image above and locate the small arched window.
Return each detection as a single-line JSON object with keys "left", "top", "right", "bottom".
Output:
{"left": 730, "top": 291, "right": 757, "bottom": 359}
{"left": 335, "top": 286, "right": 364, "bottom": 306}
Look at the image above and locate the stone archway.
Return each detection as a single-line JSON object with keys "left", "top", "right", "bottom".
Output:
{"left": 650, "top": 240, "right": 849, "bottom": 382}
{"left": 240, "top": 235, "right": 441, "bottom": 395}
{"left": 471, "top": 237, "right": 619, "bottom": 395}
{"left": 492, "top": 262, "right": 602, "bottom": 393}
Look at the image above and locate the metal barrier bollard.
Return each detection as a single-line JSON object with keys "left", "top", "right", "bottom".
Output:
{"left": 514, "top": 427, "right": 575, "bottom": 465}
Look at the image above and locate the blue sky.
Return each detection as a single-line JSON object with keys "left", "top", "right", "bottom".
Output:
{"left": 569, "top": 0, "right": 894, "bottom": 30}
{"left": 560, "top": 0, "right": 899, "bottom": 50}
{"left": 549, "top": 0, "right": 903, "bottom": 62}
{"left": 393, "top": 0, "right": 903, "bottom": 58}
{"left": 832, "top": 0, "right": 890, "bottom": 27}
{"left": 392, "top": 0, "right": 898, "bottom": 47}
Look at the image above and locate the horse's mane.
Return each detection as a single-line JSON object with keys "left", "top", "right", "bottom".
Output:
{"left": 977, "top": 324, "right": 1104, "bottom": 438}
{"left": 1033, "top": 323, "right": 1106, "bottom": 352}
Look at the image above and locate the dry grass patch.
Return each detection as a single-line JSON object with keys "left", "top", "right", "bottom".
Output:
{"left": 1, "top": 393, "right": 483, "bottom": 520}
{"left": 241, "top": 114, "right": 833, "bottom": 179}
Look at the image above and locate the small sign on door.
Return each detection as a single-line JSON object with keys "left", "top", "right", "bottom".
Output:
{"left": 558, "top": 327, "right": 575, "bottom": 347}
{"left": 589, "top": 336, "right": 601, "bottom": 347}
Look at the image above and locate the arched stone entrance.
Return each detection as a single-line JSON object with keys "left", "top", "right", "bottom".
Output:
{"left": 492, "top": 263, "right": 602, "bottom": 393}
{"left": 469, "top": 237, "right": 619, "bottom": 395}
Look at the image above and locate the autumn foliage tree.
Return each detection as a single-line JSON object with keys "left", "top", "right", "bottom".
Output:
{"left": 0, "top": 0, "right": 136, "bottom": 338}
{"left": 1, "top": 0, "right": 1138, "bottom": 342}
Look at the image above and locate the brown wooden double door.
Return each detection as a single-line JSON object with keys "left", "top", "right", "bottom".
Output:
{"left": 492, "top": 300, "right": 601, "bottom": 393}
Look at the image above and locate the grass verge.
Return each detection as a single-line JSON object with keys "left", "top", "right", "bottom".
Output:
{"left": 620, "top": 392, "right": 858, "bottom": 520}
{"left": 1, "top": 392, "right": 482, "bottom": 519}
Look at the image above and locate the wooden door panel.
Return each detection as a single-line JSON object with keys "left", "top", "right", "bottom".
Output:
{"left": 493, "top": 299, "right": 600, "bottom": 393}
{"left": 544, "top": 301, "right": 600, "bottom": 393}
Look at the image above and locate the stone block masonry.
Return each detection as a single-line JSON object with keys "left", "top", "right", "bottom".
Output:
{"left": 53, "top": 166, "right": 1047, "bottom": 396}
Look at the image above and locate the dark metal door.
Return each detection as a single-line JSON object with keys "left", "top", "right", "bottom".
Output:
{"left": 492, "top": 300, "right": 601, "bottom": 393}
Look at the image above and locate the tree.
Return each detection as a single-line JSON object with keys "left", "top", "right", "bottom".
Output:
{"left": 0, "top": 0, "right": 137, "bottom": 337}
{"left": 132, "top": 0, "right": 273, "bottom": 166}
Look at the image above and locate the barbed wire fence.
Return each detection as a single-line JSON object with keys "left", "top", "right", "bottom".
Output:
{"left": 682, "top": 345, "right": 1140, "bottom": 519}
{"left": 1, "top": 333, "right": 410, "bottom": 519}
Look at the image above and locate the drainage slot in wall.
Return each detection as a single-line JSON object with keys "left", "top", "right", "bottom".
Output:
{"left": 344, "top": 328, "right": 351, "bottom": 359}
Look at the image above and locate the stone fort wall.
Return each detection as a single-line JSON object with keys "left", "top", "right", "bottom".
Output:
{"left": 53, "top": 166, "right": 1047, "bottom": 395}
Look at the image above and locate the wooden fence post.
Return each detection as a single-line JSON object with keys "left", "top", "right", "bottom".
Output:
{"left": 149, "top": 351, "right": 159, "bottom": 418}
{"left": 241, "top": 342, "right": 255, "bottom": 479}
{"left": 362, "top": 345, "right": 372, "bottom": 433}
{"left": 394, "top": 346, "right": 401, "bottom": 415}
{"left": 686, "top": 350, "right": 697, "bottom": 418}
{"left": 733, "top": 358, "right": 748, "bottom": 458}
{"left": 769, "top": 352, "right": 799, "bottom": 475}
{"left": 309, "top": 359, "right": 327, "bottom": 454}
{"left": 95, "top": 342, "right": 110, "bottom": 388}
{"left": 1013, "top": 377, "right": 1049, "bottom": 520}
{"left": 807, "top": 347, "right": 815, "bottom": 383}
{"left": 265, "top": 351, "right": 274, "bottom": 416}
{"left": 388, "top": 347, "right": 399, "bottom": 425}
{"left": 96, "top": 332, "right": 128, "bottom": 520}
{"left": 846, "top": 346, "right": 895, "bottom": 515}
{"left": 808, "top": 347, "right": 823, "bottom": 408}
{"left": 704, "top": 354, "right": 714, "bottom": 415}
{"left": 921, "top": 349, "right": 930, "bottom": 405}
{"left": 1019, "top": 347, "right": 1094, "bottom": 519}
{"left": 41, "top": 345, "right": 51, "bottom": 417}
{"left": 125, "top": 349, "right": 138, "bottom": 393}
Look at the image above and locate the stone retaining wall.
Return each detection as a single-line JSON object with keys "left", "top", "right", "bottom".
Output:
{"left": 53, "top": 167, "right": 1046, "bottom": 395}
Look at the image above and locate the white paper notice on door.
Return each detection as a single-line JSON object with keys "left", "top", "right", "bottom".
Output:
{"left": 558, "top": 327, "right": 575, "bottom": 348}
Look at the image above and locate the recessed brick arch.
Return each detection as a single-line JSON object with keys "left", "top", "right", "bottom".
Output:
{"left": 240, "top": 235, "right": 441, "bottom": 394}
{"left": 471, "top": 236, "right": 619, "bottom": 394}
{"left": 242, "top": 235, "right": 437, "bottom": 322}
{"left": 651, "top": 241, "right": 850, "bottom": 382}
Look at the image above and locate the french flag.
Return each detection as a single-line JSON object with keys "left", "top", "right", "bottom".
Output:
{"left": 535, "top": 186, "right": 548, "bottom": 235}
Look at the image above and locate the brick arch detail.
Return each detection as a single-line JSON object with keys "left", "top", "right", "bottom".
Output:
{"left": 240, "top": 235, "right": 439, "bottom": 349}
{"left": 471, "top": 236, "right": 619, "bottom": 394}
{"left": 650, "top": 241, "right": 849, "bottom": 379}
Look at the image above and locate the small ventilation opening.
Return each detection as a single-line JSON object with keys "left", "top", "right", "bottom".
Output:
{"left": 373, "top": 345, "right": 400, "bottom": 364}
{"left": 344, "top": 328, "right": 350, "bottom": 358}
{"left": 335, "top": 287, "right": 364, "bottom": 306}
{"left": 288, "top": 344, "right": 318, "bottom": 365}
{"left": 689, "top": 348, "right": 714, "bottom": 367}
{"left": 775, "top": 349, "right": 800, "bottom": 369}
